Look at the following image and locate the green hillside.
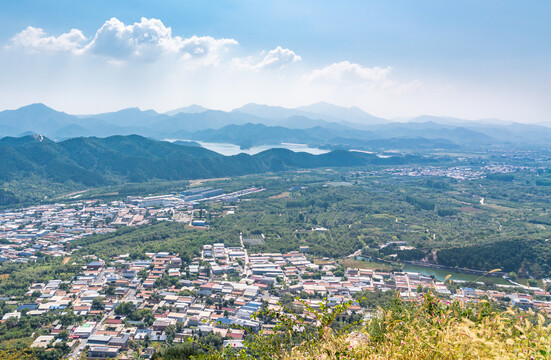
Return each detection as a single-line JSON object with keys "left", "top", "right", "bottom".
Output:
{"left": 0, "top": 134, "right": 433, "bottom": 186}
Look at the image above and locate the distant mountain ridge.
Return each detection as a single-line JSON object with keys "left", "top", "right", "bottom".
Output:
{"left": 182, "top": 122, "right": 468, "bottom": 151}
{"left": 1, "top": 103, "right": 551, "bottom": 149}
{"left": 233, "top": 102, "right": 387, "bottom": 127}
{"left": 165, "top": 105, "right": 209, "bottom": 116}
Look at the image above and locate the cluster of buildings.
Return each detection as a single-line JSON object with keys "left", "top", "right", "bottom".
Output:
{"left": 0, "top": 201, "right": 119, "bottom": 263}
{"left": 1, "top": 187, "right": 550, "bottom": 358}
{"left": 1, "top": 234, "right": 550, "bottom": 359}
{"left": 181, "top": 186, "right": 264, "bottom": 203}
{"left": 348, "top": 164, "right": 526, "bottom": 181}
{"left": 0, "top": 187, "right": 263, "bottom": 264}
{"left": 383, "top": 165, "right": 521, "bottom": 181}
{"left": 124, "top": 187, "right": 263, "bottom": 218}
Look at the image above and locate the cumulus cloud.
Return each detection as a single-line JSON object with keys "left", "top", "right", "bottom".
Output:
{"left": 84, "top": 17, "right": 237, "bottom": 62}
{"left": 8, "top": 26, "right": 86, "bottom": 53}
{"left": 177, "top": 35, "right": 238, "bottom": 63}
{"left": 8, "top": 18, "right": 237, "bottom": 63}
{"left": 308, "top": 61, "right": 392, "bottom": 84}
{"left": 233, "top": 46, "right": 301, "bottom": 70}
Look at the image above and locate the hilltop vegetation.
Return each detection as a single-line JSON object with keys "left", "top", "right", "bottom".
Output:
{"left": 437, "top": 239, "right": 551, "bottom": 278}
{"left": 152, "top": 293, "right": 551, "bottom": 359}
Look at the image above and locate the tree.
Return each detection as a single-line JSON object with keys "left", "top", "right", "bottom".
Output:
{"left": 104, "top": 284, "right": 115, "bottom": 296}
{"left": 56, "top": 330, "right": 69, "bottom": 340}
{"left": 5, "top": 316, "right": 18, "bottom": 328}
{"left": 165, "top": 324, "right": 177, "bottom": 344}
{"left": 138, "top": 269, "right": 148, "bottom": 279}
{"left": 92, "top": 297, "right": 105, "bottom": 311}
{"left": 58, "top": 283, "right": 70, "bottom": 291}
{"left": 114, "top": 302, "right": 135, "bottom": 316}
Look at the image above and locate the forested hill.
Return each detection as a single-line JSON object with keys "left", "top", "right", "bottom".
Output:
{"left": 0, "top": 134, "right": 434, "bottom": 186}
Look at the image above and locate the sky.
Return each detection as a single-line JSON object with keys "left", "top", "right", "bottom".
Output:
{"left": 0, "top": 0, "right": 550, "bottom": 123}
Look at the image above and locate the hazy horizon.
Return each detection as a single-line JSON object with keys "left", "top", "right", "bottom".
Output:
{"left": 1, "top": 1, "right": 550, "bottom": 124}
{"left": 0, "top": 101, "right": 535, "bottom": 126}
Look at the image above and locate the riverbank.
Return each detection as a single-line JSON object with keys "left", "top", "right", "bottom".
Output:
{"left": 402, "top": 264, "right": 511, "bottom": 285}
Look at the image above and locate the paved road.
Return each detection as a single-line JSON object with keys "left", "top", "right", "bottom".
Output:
{"left": 240, "top": 233, "right": 251, "bottom": 278}
{"left": 189, "top": 209, "right": 195, "bottom": 226}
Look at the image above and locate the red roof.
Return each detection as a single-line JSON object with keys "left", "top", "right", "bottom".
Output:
{"left": 227, "top": 332, "right": 243, "bottom": 340}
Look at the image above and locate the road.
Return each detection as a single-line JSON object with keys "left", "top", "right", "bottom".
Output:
{"left": 189, "top": 209, "right": 195, "bottom": 226}
{"left": 405, "top": 273, "right": 413, "bottom": 298}
{"left": 240, "top": 232, "right": 251, "bottom": 278}
{"left": 347, "top": 249, "right": 362, "bottom": 258}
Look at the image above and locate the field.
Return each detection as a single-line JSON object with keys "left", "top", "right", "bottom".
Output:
{"left": 338, "top": 258, "right": 393, "bottom": 272}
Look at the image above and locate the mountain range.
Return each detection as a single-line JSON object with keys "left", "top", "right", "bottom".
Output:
{"left": 1, "top": 103, "right": 551, "bottom": 152}
{"left": 0, "top": 134, "right": 432, "bottom": 188}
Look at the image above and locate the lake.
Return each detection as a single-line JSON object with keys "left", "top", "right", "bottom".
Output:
{"left": 166, "top": 140, "right": 329, "bottom": 156}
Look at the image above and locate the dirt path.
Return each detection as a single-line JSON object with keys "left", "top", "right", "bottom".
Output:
{"left": 189, "top": 177, "right": 230, "bottom": 187}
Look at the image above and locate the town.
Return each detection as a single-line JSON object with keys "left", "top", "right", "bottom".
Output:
{"left": 2, "top": 179, "right": 551, "bottom": 358}
{"left": 2, "top": 238, "right": 551, "bottom": 358}
{"left": 2, "top": 180, "right": 551, "bottom": 358}
{"left": 0, "top": 187, "right": 263, "bottom": 263}
{"left": 349, "top": 164, "right": 529, "bottom": 181}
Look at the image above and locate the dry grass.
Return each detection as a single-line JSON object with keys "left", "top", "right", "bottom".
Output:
{"left": 270, "top": 192, "right": 291, "bottom": 199}
{"left": 285, "top": 302, "right": 551, "bottom": 359}
{"left": 189, "top": 177, "right": 230, "bottom": 187}
{"left": 165, "top": 294, "right": 551, "bottom": 360}
{"left": 313, "top": 258, "right": 335, "bottom": 265}
{"left": 339, "top": 258, "right": 392, "bottom": 271}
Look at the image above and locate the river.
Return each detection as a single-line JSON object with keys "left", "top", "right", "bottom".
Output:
{"left": 402, "top": 264, "right": 511, "bottom": 285}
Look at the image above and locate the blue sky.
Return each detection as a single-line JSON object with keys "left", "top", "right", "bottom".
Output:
{"left": 0, "top": 0, "right": 549, "bottom": 122}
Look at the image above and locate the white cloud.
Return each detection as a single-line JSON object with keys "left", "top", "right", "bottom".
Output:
{"left": 84, "top": 17, "right": 237, "bottom": 62}
{"left": 8, "top": 18, "right": 237, "bottom": 63}
{"left": 233, "top": 46, "right": 301, "bottom": 70}
{"left": 178, "top": 35, "right": 237, "bottom": 57}
{"left": 4, "top": 20, "right": 441, "bottom": 121}
{"left": 307, "top": 61, "right": 392, "bottom": 84}
{"left": 8, "top": 26, "right": 86, "bottom": 53}
{"left": 83, "top": 17, "right": 172, "bottom": 60}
